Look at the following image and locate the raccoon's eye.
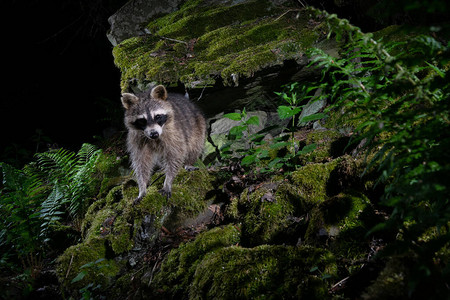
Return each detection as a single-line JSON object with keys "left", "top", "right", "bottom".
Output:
{"left": 154, "top": 114, "right": 167, "bottom": 126}
{"left": 132, "top": 118, "right": 147, "bottom": 130}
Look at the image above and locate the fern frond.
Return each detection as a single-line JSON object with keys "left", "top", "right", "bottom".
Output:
{"left": 77, "top": 143, "right": 99, "bottom": 165}
{"left": 34, "top": 148, "right": 77, "bottom": 184}
{"left": 39, "top": 184, "right": 66, "bottom": 239}
{"left": 68, "top": 145, "right": 102, "bottom": 218}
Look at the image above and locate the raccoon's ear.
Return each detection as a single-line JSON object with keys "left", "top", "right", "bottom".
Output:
{"left": 151, "top": 85, "right": 168, "bottom": 101}
{"left": 121, "top": 93, "right": 139, "bottom": 109}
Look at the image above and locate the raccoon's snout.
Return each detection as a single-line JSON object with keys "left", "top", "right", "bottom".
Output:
{"left": 144, "top": 127, "right": 161, "bottom": 139}
{"left": 149, "top": 130, "right": 159, "bottom": 139}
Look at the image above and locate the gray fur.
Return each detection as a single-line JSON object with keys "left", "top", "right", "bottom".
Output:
{"left": 121, "top": 85, "right": 206, "bottom": 204}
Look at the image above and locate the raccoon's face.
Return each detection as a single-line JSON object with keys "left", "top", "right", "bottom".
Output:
{"left": 131, "top": 109, "right": 168, "bottom": 139}
{"left": 122, "top": 85, "right": 171, "bottom": 140}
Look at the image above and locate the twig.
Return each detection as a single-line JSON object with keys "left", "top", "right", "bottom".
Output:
{"left": 149, "top": 173, "right": 165, "bottom": 187}
{"left": 141, "top": 28, "right": 188, "bottom": 45}
{"left": 196, "top": 81, "right": 209, "bottom": 101}
{"left": 65, "top": 254, "right": 74, "bottom": 280}
{"left": 157, "top": 35, "right": 188, "bottom": 45}
{"left": 297, "top": 0, "right": 307, "bottom": 8}
{"left": 330, "top": 276, "right": 350, "bottom": 292}
{"left": 148, "top": 252, "right": 162, "bottom": 286}
{"left": 274, "top": 9, "right": 301, "bottom": 22}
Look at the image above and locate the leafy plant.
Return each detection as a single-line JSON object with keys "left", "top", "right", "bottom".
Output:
{"left": 219, "top": 108, "right": 262, "bottom": 166}
{"left": 275, "top": 82, "right": 326, "bottom": 130}
{"left": 33, "top": 143, "right": 102, "bottom": 228}
{"left": 0, "top": 162, "right": 45, "bottom": 278}
{"left": 0, "top": 143, "right": 104, "bottom": 288}
{"left": 305, "top": 6, "right": 450, "bottom": 297}
{"left": 71, "top": 258, "right": 106, "bottom": 300}
{"left": 218, "top": 86, "right": 322, "bottom": 172}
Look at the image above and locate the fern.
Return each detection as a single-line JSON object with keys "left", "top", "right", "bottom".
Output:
{"left": 0, "top": 143, "right": 104, "bottom": 276}
{"left": 33, "top": 143, "right": 102, "bottom": 225}
{"left": 68, "top": 144, "right": 102, "bottom": 218}
{"left": 0, "top": 162, "right": 45, "bottom": 271}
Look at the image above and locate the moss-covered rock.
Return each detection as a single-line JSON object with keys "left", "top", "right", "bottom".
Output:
{"left": 304, "top": 191, "right": 376, "bottom": 258}
{"left": 113, "top": 0, "right": 330, "bottom": 91}
{"left": 290, "top": 159, "right": 340, "bottom": 204}
{"left": 361, "top": 258, "right": 409, "bottom": 300}
{"left": 56, "top": 237, "right": 122, "bottom": 292}
{"left": 300, "top": 129, "right": 348, "bottom": 163}
{"left": 152, "top": 225, "right": 241, "bottom": 298}
{"left": 57, "top": 168, "right": 216, "bottom": 297}
{"left": 228, "top": 181, "right": 301, "bottom": 247}
{"left": 190, "top": 245, "right": 337, "bottom": 299}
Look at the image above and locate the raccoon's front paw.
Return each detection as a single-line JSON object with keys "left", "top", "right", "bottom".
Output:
{"left": 184, "top": 165, "right": 199, "bottom": 172}
{"left": 159, "top": 188, "right": 171, "bottom": 199}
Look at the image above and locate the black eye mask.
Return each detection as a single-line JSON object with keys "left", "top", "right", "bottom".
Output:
{"left": 153, "top": 114, "right": 168, "bottom": 126}
{"left": 132, "top": 118, "right": 147, "bottom": 130}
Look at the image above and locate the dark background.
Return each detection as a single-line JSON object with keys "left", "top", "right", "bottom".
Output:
{"left": 2, "top": 0, "right": 128, "bottom": 165}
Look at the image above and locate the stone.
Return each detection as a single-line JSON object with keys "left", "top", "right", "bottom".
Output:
{"left": 298, "top": 88, "right": 327, "bottom": 126}
{"left": 107, "top": 0, "right": 183, "bottom": 46}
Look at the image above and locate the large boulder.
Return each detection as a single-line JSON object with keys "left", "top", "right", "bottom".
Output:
{"left": 112, "top": 0, "right": 339, "bottom": 115}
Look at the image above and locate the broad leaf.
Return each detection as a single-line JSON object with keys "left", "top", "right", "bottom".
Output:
{"left": 277, "top": 105, "right": 302, "bottom": 120}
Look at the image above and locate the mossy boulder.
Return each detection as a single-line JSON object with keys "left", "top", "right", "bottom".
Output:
{"left": 56, "top": 168, "right": 215, "bottom": 296}
{"left": 299, "top": 129, "right": 350, "bottom": 164}
{"left": 152, "top": 225, "right": 241, "bottom": 298}
{"left": 113, "top": 0, "right": 333, "bottom": 92}
{"left": 190, "top": 245, "right": 337, "bottom": 299}
{"left": 152, "top": 222, "right": 336, "bottom": 299}
{"left": 55, "top": 237, "right": 122, "bottom": 292}
{"left": 227, "top": 181, "right": 303, "bottom": 247}
{"left": 304, "top": 191, "right": 377, "bottom": 260}
{"left": 290, "top": 159, "right": 340, "bottom": 204}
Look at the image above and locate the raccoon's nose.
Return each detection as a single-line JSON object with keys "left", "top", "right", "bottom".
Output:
{"left": 149, "top": 130, "right": 159, "bottom": 139}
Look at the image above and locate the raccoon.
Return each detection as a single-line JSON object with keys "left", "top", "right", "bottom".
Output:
{"left": 121, "top": 85, "right": 206, "bottom": 204}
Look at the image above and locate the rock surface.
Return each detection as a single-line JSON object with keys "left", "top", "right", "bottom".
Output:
{"left": 111, "top": 0, "right": 339, "bottom": 116}
{"left": 107, "top": 0, "right": 183, "bottom": 46}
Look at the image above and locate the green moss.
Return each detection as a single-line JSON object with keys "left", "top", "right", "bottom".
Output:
{"left": 113, "top": 0, "right": 326, "bottom": 91}
{"left": 60, "top": 168, "right": 216, "bottom": 296}
{"left": 190, "top": 245, "right": 337, "bottom": 299}
{"left": 232, "top": 182, "right": 296, "bottom": 247}
{"left": 300, "top": 130, "right": 345, "bottom": 163}
{"left": 152, "top": 225, "right": 241, "bottom": 298}
{"left": 290, "top": 159, "right": 340, "bottom": 204}
{"left": 304, "top": 192, "right": 372, "bottom": 243}
{"left": 56, "top": 237, "right": 121, "bottom": 291}
{"left": 362, "top": 258, "right": 409, "bottom": 300}
{"left": 322, "top": 106, "right": 367, "bottom": 133}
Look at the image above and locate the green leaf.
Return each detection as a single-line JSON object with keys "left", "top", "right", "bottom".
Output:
{"left": 299, "top": 112, "right": 326, "bottom": 123}
{"left": 298, "top": 143, "right": 317, "bottom": 154}
{"left": 245, "top": 116, "right": 260, "bottom": 126}
{"left": 241, "top": 154, "right": 257, "bottom": 165}
{"left": 321, "top": 274, "right": 333, "bottom": 280}
{"left": 223, "top": 112, "right": 242, "bottom": 121}
{"left": 71, "top": 271, "right": 86, "bottom": 284}
{"left": 424, "top": 61, "right": 445, "bottom": 78}
{"left": 309, "top": 266, "right": 319, "bottom": 272}
{"left": 229, "top": 125, "right": 246, "bottom": 139}
{"left": 277, "top": 106, "right": 302, "bottom": 120}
